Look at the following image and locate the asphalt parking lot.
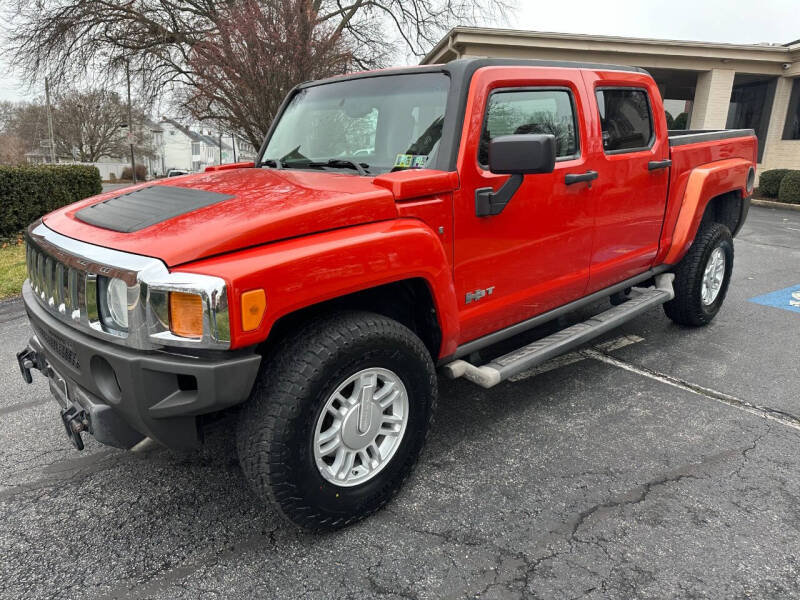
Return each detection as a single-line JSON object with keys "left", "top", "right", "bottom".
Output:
{"left": 1, "top": 205, "right": 799, "bottom": 600}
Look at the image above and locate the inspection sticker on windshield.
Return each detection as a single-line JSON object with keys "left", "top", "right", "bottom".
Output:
{"left": 748, "top": 285, "right": 800, "bottom": 314}
{"left": 394, "top": 154, "right": 428, "bottom": 169}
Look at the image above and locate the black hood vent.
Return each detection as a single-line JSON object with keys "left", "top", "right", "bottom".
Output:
{"left": 75, "top": 185, "right": 234, "bottom": 233}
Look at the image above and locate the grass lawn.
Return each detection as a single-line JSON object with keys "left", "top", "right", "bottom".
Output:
{"left": 0, "top": 242, "right": 26, "bottom": 300}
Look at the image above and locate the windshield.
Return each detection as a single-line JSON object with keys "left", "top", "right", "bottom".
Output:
{"left": 261, "top": 73, "right": 450, "bottom": 175}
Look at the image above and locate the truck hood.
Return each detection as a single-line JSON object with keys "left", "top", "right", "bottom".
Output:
{"left": 43, "top": 168, "right": 399, "bottom": 266}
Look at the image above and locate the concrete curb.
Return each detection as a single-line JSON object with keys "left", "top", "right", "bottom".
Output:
{"left": 752, "top": 198, "right": 800, "bottom": 212}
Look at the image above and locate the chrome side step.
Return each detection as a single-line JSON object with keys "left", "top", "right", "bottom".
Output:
{"left": 442, "top": 273, "right": 675, "bottom": 389}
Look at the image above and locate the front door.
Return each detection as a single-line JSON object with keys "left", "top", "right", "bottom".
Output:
{"left": 453, "top": 67, "right": 596, "bottom": 344}
{"left": 580, "top": 72, "right": 671, "bottom": 292}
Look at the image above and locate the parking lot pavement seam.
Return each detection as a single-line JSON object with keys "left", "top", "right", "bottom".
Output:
{"left": 580, "top": 348, "right": 800, "bottom": 433}
{"left": 0, "top": 398, "right": 49, "bottom": 417}
{"left": 91, "top": 527, "right": 282, "bottom": 600}
{"left": 0, "top": 449, "right": 134, "bottom": 502}
{"left": 737, "top": 237, "right": 800, "bottom": 253}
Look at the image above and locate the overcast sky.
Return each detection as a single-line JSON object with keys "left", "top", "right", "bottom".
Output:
{"left": 1, "top": 0, "right": 797, "bottom": 103}
{"left": 515, "top": 0, "right": 798, "bottom": 46}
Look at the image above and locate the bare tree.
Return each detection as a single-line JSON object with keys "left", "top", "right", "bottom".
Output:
{"left": 4, "top": 0, "right": 510, "bottom": 148}
{"left": 51, "top": 89, "right": 128, "bottom": 161}
{"left": 0, "top": 101, "right": 49, "bottom": 160}
{"left": 185, "top": 0, "right": 355, "bottom": 148}
{"left": 51, "top": 89, "right": 155, "bottom": 162}
{"left": 1, "top": 92, "right": 153, "bottom": 163}
{"left": 0, "top": 133, "right": 27, "bottom": 165}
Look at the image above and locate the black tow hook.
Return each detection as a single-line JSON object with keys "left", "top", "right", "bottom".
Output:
{"left": 16, "top": 347, "right": 42, "bottom": 384}
{"left": 60, "top": 406, "right": 88, "bottom": 451}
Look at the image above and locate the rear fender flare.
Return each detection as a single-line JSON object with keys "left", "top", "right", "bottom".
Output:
{"left": 664, "top": 158, "right": 752, "bottom": 264}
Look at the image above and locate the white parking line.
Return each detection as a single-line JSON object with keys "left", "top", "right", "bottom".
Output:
{"left": 583, "top": 348, "right": 800, "bottom": 432}
{"left": 509, "top": 335, "right": 644, "bottom": 381}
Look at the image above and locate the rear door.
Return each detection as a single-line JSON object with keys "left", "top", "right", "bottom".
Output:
{"left": 453, "top": 67, "right": 595, "bottom": 344}
{"left": 580, "top": 71, "right": 670, "bottom": 292}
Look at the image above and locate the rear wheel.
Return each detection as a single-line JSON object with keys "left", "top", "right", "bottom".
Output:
{"left": 664, "top": 222, "right": 734, "bottom": 326}
{"left": 236, "top": 311, "right": 436, "bottom": 530}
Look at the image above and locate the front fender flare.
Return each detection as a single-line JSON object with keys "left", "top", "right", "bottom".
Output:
{"left": 178, "top": 219, "right": 460, "bottom": 357}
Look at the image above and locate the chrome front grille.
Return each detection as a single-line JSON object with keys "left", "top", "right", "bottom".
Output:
{"left": 23, "top": 221, "right": 158, "bottom": 348}
{"left": 26, "top": 241, "right": 86, "bottom": 322}
{"left": 24, "top": 221, "right": 230, "bottom": 351}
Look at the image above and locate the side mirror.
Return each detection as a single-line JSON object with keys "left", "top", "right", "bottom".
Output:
{"left": 488, "top": 134, "right": 557, "bottom": 175}
{"left": 476, "top": 134, "right": 557, "bottom": 217}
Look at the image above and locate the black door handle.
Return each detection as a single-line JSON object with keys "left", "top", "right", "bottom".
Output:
{"left": 565, "top": 170, "right": 599, "bottom": 186}
{"left": 648, "top": 159, "right": 672, "bottom": 171}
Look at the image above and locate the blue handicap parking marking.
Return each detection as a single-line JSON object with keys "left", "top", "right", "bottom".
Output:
{"left": 749, "top": 284, "right": 800, "bottom": 314}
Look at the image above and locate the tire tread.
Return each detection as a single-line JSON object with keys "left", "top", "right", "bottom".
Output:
{"left": 237, "top": 311, "right": 436, "bottom": 530}
{"left": 663, "top": 222, "right": 733, "bottom": 326}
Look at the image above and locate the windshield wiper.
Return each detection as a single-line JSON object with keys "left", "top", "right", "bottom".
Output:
{"left": 261, "top": 158, "right": 284, "bottom": 169}
{"left": 305, "top": 159, "right": 370, "bottom": 176}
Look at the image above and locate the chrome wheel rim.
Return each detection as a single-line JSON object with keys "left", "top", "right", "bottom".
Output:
{"left": 313, "top": 367, "right": 409, "bottom": 487}
{"left": 701, "top": 247, "right": 726, "bottom": 305}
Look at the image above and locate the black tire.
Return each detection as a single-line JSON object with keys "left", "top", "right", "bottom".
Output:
{"left": 663, "top": 221, "right": 734, "bottom": 326}
{"left": 236, "top": 311, "right": 437, "bottom": 530}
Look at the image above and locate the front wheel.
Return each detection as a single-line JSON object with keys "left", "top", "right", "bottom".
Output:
{"left": 663, "top": 222, "right": 734, "bottom": 326}
{"left": 236, "top": 311, "right": 437, "bottom": 530}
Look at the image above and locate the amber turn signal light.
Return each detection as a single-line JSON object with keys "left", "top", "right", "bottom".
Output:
{"left": 169, "top": 291, "right": 204, "bottom": 338}
{"left": 241, "top": 289, "right": 266, "bottom": 332}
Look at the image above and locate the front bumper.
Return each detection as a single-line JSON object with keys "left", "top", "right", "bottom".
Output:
{"left": 19, "top": 281, "right": 261, "bottom": 449}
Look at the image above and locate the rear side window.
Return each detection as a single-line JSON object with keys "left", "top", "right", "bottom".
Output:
{"left": 479, "top": 89, "right": 579, "bottom": 165}
{"left": 596, "top": 88, "right": 653, "bottom": 152}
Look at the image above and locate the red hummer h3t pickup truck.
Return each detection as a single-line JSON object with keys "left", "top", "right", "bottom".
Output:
{"left": 18, "top": 59, "right": 756, "bottom": 529}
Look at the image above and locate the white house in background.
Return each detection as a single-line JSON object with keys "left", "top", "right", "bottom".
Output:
{"left": 154, "top": 119, "right": 240, "bottom": 175}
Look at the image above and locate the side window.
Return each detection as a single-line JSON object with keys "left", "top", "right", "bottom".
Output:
{"left": 595, "top": 88, "right": 653, "bottom": 152}
{"left": 479, "top": 89, "right": 579, "bottom": 165}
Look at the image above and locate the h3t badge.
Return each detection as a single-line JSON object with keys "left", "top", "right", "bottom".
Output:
{"left": 465, "top": 286, "right": 495, "bottom": 304}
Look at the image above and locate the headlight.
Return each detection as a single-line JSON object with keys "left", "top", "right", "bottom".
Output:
{"left": 90, "top": 270, "right": 230, "bottom": 348}
{"left": 98, "top": 276, "right": 131, "bottom": 332}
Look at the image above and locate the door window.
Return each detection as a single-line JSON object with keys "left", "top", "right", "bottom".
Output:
{"left": 595, "top": 88, "right": 653, "bottom": 153}
{"left": 479, "top": 89, "right": 579, "bottom": 165}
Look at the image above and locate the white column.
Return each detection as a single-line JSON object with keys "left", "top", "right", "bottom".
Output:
{"left": 759, "top": 76, "right": 795, "bottom": 170}
{"left": 689, "top": 69, "right": 736, "bottom": 130}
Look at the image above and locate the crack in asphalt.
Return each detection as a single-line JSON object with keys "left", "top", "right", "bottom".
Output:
{"left": 382, "top": 422, "right": 770, "bottom": 600}
{"left": 567, "top": 472, "right": 698, "bottom": 541}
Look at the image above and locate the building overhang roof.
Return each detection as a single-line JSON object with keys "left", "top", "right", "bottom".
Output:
{"left": 422, "top": 27, "right": 799, "bottom": 71}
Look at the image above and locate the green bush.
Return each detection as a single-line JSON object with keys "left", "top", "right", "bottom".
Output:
{"left": 758, "top": 169, "right": 791, "bottom": 198}
{"left": 0, "top": 165, "right": 102, "bottom": 237}
{"left": 778, "top": 170, "right": 800, "bottom": 204}
{"left": 672, "top": 112, "right": 689, "bottom": 130}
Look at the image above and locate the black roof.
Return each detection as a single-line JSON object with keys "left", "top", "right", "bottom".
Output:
{"left": 298, "top": 57, "right": 648, "bottom": 90}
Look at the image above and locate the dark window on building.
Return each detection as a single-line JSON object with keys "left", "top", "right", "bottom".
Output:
{"left": 727, "top": 75, "right": 776, "bottom": 163}
{"left": 596, "top": 88, "right": 653, "bottom": 152}
{"left": 783, "top": 79, "right": 800, "bottom": 141}
{"left": 479, "top": 88, "right": 578, "bottom": 165}
{"left": 648, "top": 68, "right": 697, "bottom": 131}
